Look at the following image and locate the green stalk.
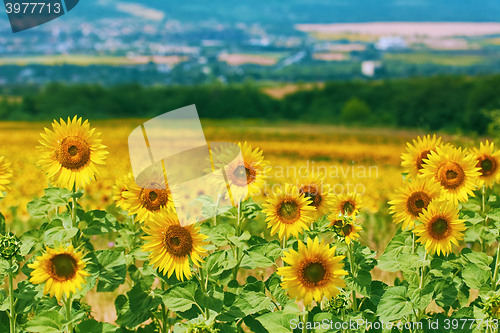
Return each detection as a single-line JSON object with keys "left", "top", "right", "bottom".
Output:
{"left": 8, "top": 259, "right": 15, "bottom": 333}
{"left": 302, "top": 305, "right": 308, "bottom": 333}
{"left": 71, "top": 183, "right": 77, "bottom": 229}
{"left": 232, "top": 203, "right": 242, "bottom": 280}
{"left": 492, "top": 242, "right": 500, "bottom": 291}
{"left": 412, "top": 232, "right": 415, "bottom": 254}
{"left": 65, "top": 295, "right": 73, "bottom": 333}
{"left": 482, "top": 186, "right": 488, "bottom": 253}
{"left": 417, "top": 251, "right": 428, "bottom": 321}
{"left": 347, "top": 243, "right": 357, "bottom": 311}
{"left": 213, "top": 193, "right": 221, "bottom": 226}
{"left": 160, "top": 281, "right": 169, "bottom": 333}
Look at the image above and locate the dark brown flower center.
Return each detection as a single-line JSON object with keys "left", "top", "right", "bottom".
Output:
{"left": 416, "top": 149, "right": 432, "bottom": 170}
{"left": 429, "top": 217, "right": 449, "bottom": 239}
{"left": 56, "top": 136, "right": 91, "bottom": 170}
{"left": 406, "top": 191, "right": 431, "bottom": 216}
{"left": 232, "top": 163, "right": 256, "bottom": 186}
{"left": 299, "top": 185, "right": 322, "bottom": 208}
{"left": 342, "top": 224, "right": 353, "bottom": 237}
{"left": 437, "top": 162, "right": 465, "bottom": 189}
{"left": 341, "top": 201, "right": 355, "bottom": 215}
{"left": 300, "top": 260, "right": 329, "bottom": 287}
{"left": 278, "top": 201, "right": 299, "bottom": 224}
{"left": 139, "top": 181, "right": 169, "bottom": 211}
{"left": 163, "top": 225, "right": 193, "bottom": 257}
{"left": 477, "top": 155, "right": 497, "bottom": 177}
{"left": 49, "top": 253, "right": 77, "bottom": 281}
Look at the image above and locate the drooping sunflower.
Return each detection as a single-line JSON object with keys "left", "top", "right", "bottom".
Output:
{"left": 112, "top": 173, "right": 133, "bottom": 210}
{"left": 123, "top": 166, "right": 176, "bottom": 223}
{"left": 142, "top": 207, "right": 209, "bottom": 281}
{"left": 336, "top": 221, "right": 362, "bottom": 245}
{"left": 296, "top": 173, "right": 335, "bottom": 218}
{"left": 212, "top": 142, "right": 269, "bottom": 203}
{"left": 0, "top": 156, "right": 12, "bottom": 197}
{"left": 277, "top": 237, "right": 348, "bottom": 306}
{"left": 401, "top": 134, "right": 444, "bottom": 179}
{"left": 332, "top": 192, "right": 362, "bottom": 219}
{"left": 37, "top": 116, "right": 108, "bottom": 189}
{"left": 262, "top": 184, "right": 316, "bottom": 240}
{"left": 472, "top": 140, "right": 500, "bottom": 189}
{"left": 28, "top": 245, "right": 90, "bottom": 301}
{"left": 388, "top": 179, "right": 443, "bottom": 230}
{"left": 413, "top": 201, "right": 466, "bottom": 255}
{"left": 421, "top": 146, "right": 481, "bottom": 204}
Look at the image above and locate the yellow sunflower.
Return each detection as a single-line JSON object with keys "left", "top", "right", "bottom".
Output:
{"left": 123, "top": 166, "right": 176, "bottom": 223}
{"left": 28, "top": 245, "right": 90, "bottom": 301}
{"left": 421, "top": 146, "right": 480, "bottom": 204}
{"left": 0, "top": 156, "right": 12, "bottom": 197}
{"left": 37, "top": 116, "right": 108, "bottom": 189}
{"left": 262, "top": 184, "right": 316, "bottom": 240}
{"left": 472, "top": 140, "right": 500, "bottom": 189}
{"left": 401, "top": 134, "right": 444, "bottom": 179}
{"left": 296, "top": 173, "right": 335, "bottom": 218}
{"left": 112, "top": 173, "right": 133, "bottom": 210}
{"left": 388, "top": 179, "right": 443, "bottom": 230}
{"left": 212, "top": 142, "right": 269, "bottom": 203}
{"left": 338, "top": 222, "right": 362, "bottom": 245}
{"left": 277, "top": 237, "right": 347, "bottom": 306}
{"left": 413, "top": 200, "right": 466, "bottom": 255}
{"left": 332, "top": 192, "right": 362, "bottom": 219}
{"left": 142, "top": 207, "right": 209, "bottom": 281}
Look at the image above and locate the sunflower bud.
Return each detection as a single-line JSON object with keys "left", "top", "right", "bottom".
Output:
{"left": 0, "top": 233, "right": 21, "bottom": 260}
{"left": 483, "top": 291, "right": 500, "bottom": 319}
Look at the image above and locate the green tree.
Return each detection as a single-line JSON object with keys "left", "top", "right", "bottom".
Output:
{"left": 341, "top": 97, "right": 371, "bottom": 123}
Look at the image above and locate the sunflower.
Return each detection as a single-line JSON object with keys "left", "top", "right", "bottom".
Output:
{"left": 413, "top": 201, "right": 466, "bottom": 255}
{"left": 401, "top": 135, "right": 445, "bottom": 179}
{"left": 142, "top": 207, "right": 209, "bottom": 281}
{"left": 330, "top": 219, "right": 363, "bottom": 244}
{"left": 421, "top": 146, "right": 480, "bottom": 204}
{"left": 296, "top": 173, "right": 335, "bottom": 218}
{"left": 0, "top": 156, "right": 12, "bottom": 197}
{"left": 112, "top": 173, "right": 133, "bottom": 210}
{"left": 472, "top": 140, "right": 500, "bottom": 189}
{"left": 28, "top": 245, "right": 90, "bottom": 301}
{"left": 388, "top": 179, "right": 443, "bottom": 230}
{"left": 332, "top": 192, "right": 362, "bottom": 219}
{"left": 212, "top": 142, "right": 269, "bottom": 203}
{"left": 37, "top": 116, "right": 108, "bottom": 189}
{"left": 277, "top": 237, "right": 347, "bottom": 306}
{"left": 123, "top": 166, "right": 176, "bottom": 223}
{"left": 262, "top": 184, "right": 316, "bottom": 240}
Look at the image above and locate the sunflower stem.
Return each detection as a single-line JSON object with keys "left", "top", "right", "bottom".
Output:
{"left": 65, "top": 295, "right": 73, "bottom": 333}
{"left": 8, "top": 258, "right": 15, "bottom": 333}
{"left": 232, "top": 203, "right": 243, "bottom": 280}
{"left": 213, "top": 193, "right": 221, "bottom": 227}
{"left": 160, "top": 281, "right": 169, "bottom": 333}
{"left": 302, "top": 305, "right": 308, "bottom": 333}
{"left": 347, "top": 243, "right": 357, "bottom": 312}
{"left": 492, "top": 242, "right": 500, "bottom": 291}
{"left": 412, "top": 232, "right": 415, "bottom": 254}
{"left": 482, "top": 185, "right": 488, "bottom": 253}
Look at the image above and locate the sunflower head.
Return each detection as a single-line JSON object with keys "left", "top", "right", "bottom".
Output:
{"left": 0, "top": 233, "right": 21, "bottom": 260}
{"left": 388, "top": 178, "right": 443, "bottom": 230}
{"left": 329, "top": 216, "right": 362, "bottom": 245}
{"left": 112, "top": 173, "right": 134, "bottom": 210}
{"left": 296, "top": 173, "right": 335, "bottom": 218}
{"left": 277, "top": 237, "right": 347, "bottom": 306}
{"left": 212, "top": 142, "right": 269, "bottom": 203}
{"left": 421, "top": 146, "right": 481, "bottom": 204}
{"left": 0, "top": 156, "right": 12, "bottom": 197}
{"left": 262, "top": 184, "right": 316, "bottom": 240}
{"left": 332, "top": 192, "right": 362, "bottom": 219}
{"left": 401, "top": 134, "right": 444, "bottom": 179}
{"left": 28, "top": 245, "right": 90, "bottom": 301}
{"left": 472, "top": 140, "right": 500, "bottom": 188}
{"left": 37, "top": 116, "right": 108, "bottom": 189}
{"left": 142, "top": 207, "right": 209, "bottom": 281}
{"left": 413, "top": 200, "right": 466, "bottom": 255}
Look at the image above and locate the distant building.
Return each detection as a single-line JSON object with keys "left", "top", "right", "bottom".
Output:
{"left": 375, "top": 36, "right": 407, "bottom": 51}
{"left": 361, "top": 61, "right": 381, "bottom": 77}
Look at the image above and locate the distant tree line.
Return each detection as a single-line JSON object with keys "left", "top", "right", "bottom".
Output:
{"left": 1, "top": 74, "right": 500, "bottom": 134}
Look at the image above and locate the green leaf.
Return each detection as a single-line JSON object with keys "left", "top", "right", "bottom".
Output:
{"left": 82, "top": 210, "right": 120, "bottom": 236}
{"left": 377, "top": 231, "right": 412, "bottom": 272}
{"left": 217, "top": 291, "right": 271, "bottom": 322}
{"left": 96, "top": 250, "right": 127, "bottom": 292}
{"left": 25, "top": 310, "right": 65, "bottom": 333}
{"left": 195, "top": 285, "right": 224, "bottom": 312}
{"left": 377, "top": 286, "right": 414, "bottom": 322}
{"left": 128, "top": 280, "right": 162, "bottom": 315}
{"left": 312, "top": 312, "right": 343, "bottom": 333}
{"left": 408, "top": 284, "right": 434, "bottom": 311}
{"left": 433, "top": 280, "right": 458, "bottom": 308}
{"left": 201, "top": 224, "right": 236, "bottom": 247}
{"left": 265, "top": 272, "right": 288, "bottom": 307}
{"left": 114, "top": 294, "right": 152, "bottom": 329}
{"left": 204, "top": 250, "right": 237, "bottom": 277}
{"left": 163, "top": 282, "right": 198, "bottom": 312}
{"left": 27, "top": 196, "right": 53, "bottom": 218}
{"left": 0, "top": 212, "right": 5, "bottom": 234}
{"left": 76, "top": 319, "right": 118, "bottom": 333}
{"left": 241, "top": 240, "right": 282, "bottom": 269}
{"left": 462, "top": 264, "right": 490, "bottom": 289}
{"left": 345, "top": 269, "right": 371, "bottom": 297}
{"left": 256, "top": 311, "right": 298, "bottom": 333}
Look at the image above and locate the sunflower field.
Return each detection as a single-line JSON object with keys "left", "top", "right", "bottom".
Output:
{"left": 1, "top": 116, "right": 500, "bottom": 333}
